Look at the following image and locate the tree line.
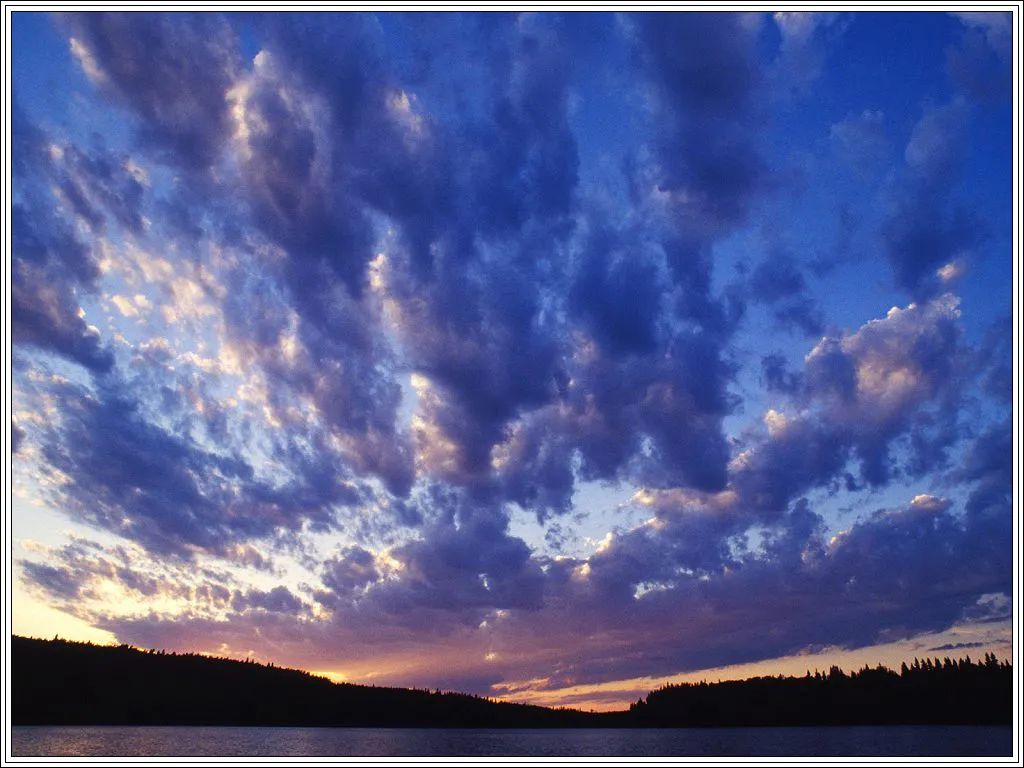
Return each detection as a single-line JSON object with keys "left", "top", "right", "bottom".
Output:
{"left": 630, "top": 654, "right": 1011, "bottom": 726}
{"left": 12, "top": 636, "right": 1011, "bottom": 727}
{"left": 12, "top": 635, "right": 598, "bottom": 727}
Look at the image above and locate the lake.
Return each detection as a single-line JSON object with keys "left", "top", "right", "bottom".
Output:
{"left": 11, "top": 725, "right": 1013, "bottom": 757}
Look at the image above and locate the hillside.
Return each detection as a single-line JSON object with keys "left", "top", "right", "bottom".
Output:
{"left": 631, "top": 657, "right": 1012, "bottom": 727}
{"left": 12, "top": 636, "right": 605, "bottom": 727}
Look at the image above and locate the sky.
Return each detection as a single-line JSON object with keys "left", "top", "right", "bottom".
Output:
{"left": 9, "top": 10, "right": 1016, "bottom": 711}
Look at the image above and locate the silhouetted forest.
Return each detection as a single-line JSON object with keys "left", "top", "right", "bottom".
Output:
{"left": 13, "top": 636, "right": 600, "bottom": 727}
{"left": 630, "top": 656, "right": 1012, "bottom": 726}
{"left": 13, "top": 636, "right": 1011, "bottom": 727}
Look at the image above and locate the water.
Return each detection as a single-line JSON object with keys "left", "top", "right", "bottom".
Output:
{"left": 11, "top": 725, "right": 1012, "bottom": 757}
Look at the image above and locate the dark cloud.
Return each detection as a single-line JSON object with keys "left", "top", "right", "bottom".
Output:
{"left": 631, "top": 12, "right": 764, "bottom": 237}
{"left": 319, "top": 546, "right": 379, "bottom": 600}
{"left": 12, "top": 421, "right": 26, "bottom": 454}
{"left": 53, "top": 142, "right": 147, "bottom": 235}
{"left": 11, "top": 256, "right": 113, "bottom": 373}
{"left": 882, "top": 101, "right": 986, "bottom": 298}
{"left": 36, "top": 12, "right": 750, "bottom": 519}
{"left": 761, "top": 353, "right": 803, "bottom": 395}
{"left": 749, "top": 251, "right": 823, "bottom": 336}
{"left": 59, "top": 12, "right": 240, "bottom": 171}
{"left": 359, "top": 18, "right": 581, "bottom": 499}
{"left": 38, "top": 378, "right": 361, "bottom": 557}
{"left": 44, "top": 294, "right": 997, "bottom": 691}
{"left": 477, "top": 12, "right": 774, "bottom": 509}
{"left": 224, "top": 41, "right": 377, "bottom": 296}
{"left": 569, "top": 226, "right": 665, "bottom": 356}
{"left": 772, "top": 13, "right": 846, "bottom": 96}
{"left": 379, "top": 493, "right": 546, "bottom": 618}
{"left": 830, "top": 109, "right": 890, "bottom": 175}
{"left": 958, "top": 419, "right": 1011, "bottom": 521}
{"left": 975, "top": 313, "right": 1013, "bottom": 403}
{"left": 750, "top": 254, "right": 806, "bottom": 302}
{"left": 929, "top": 641, "right": 984, "bottom": 652}
{"left": 523, "top": 487, "right": 1008, "bottom": 684}
{"left": 771, "top": 297, "right": 824, "bottom": 337}
{"left": 21, "top": 561, "right": 85, "bottom": 601}
{"left": 11, "top": 103, "right": 114, "bottom": 372}
{"left": 232, "top": 586, "right": 307, "bottom": 615}
{"left": 946, "top": 13, "right": 1012, "bottom": 103}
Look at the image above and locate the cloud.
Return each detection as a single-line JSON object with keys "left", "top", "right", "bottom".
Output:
{"left": 772, "top": 12, "right": 843, "bottom": 94}
{"left": 882, "top": 101, "right": 985, "bottom": 298}
{"left": 66, "top": 13, "right": 420, "bottom": 498}
{"left": 224, "top": 45, "right": 376, "bottom": 295}
{"left": 36, "top": 377, "right": 363, "bottom": 557}
{"left": 974, "top": 313, "right": 1013, "bottom": 403}
{"left": 801, "top": 294, "right": 965, "bottom": 484}
{"left": 20, "top": 537, "right": 239, "bottom": 613}
{"left": 761, "top": 353, "right": 803, "bottom": 395}
{"left": 947, "top": 12, "right": 1012, "bottom": 102}
{"left": 34, "top": 13, "right": 750, "bottom": 521}
{"left": 830, "top": 110, "right": 890, "bottom": 174}
{"left": 319, "top": 546, "right": 379, "bottom": 599}
{"left": 748, "top": 251, "right": 823, "bottom": 336}
{"left": 49, "top": 142, "right": 148, "bottom": 236}
{"left": 630, "top": 12, "right": 764, "bottom": 236}
{"left": 60, "top": 12, "right": 240, "bottom": 171}
{"left": 650, "top": 293, "right": 965, "bottom": 522}
{"left": 12, "top": 420, "right": 26, "bottom": 454}
{"left": 929, "top": 641, "right": 984, "bottom": 652}
{"left": 951, "top": 11, "right": 1012, "bottom": 55}
{"left": 232, "top": 586, "right": 308, "bottom": 615}
{"left": 11, "top": 103, "right": 114, "bottom": 372}
{"left": 365, "top": 489, "right": 547, "bottom": 620}
{"left": 957, "top": 419, "right": 1012, "bottom": 521}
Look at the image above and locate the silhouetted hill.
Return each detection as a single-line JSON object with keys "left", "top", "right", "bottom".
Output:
{"left": 12, "top": 636, "right": 603, "bottom": 727}
{"left": 12, "top": 636, "right": 1012, "bottom": 727}
{"left": 630, "top": 657, "right": 1012, "bottom": 727}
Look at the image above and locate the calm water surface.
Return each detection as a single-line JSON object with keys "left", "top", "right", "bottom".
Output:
{"left": 11, "top": 725, "right": 1012, "bottom": 757}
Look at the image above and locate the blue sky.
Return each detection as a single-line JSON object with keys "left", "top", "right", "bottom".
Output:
{"left": 10, "top": 11, "right": 1014, "bottom": 709}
